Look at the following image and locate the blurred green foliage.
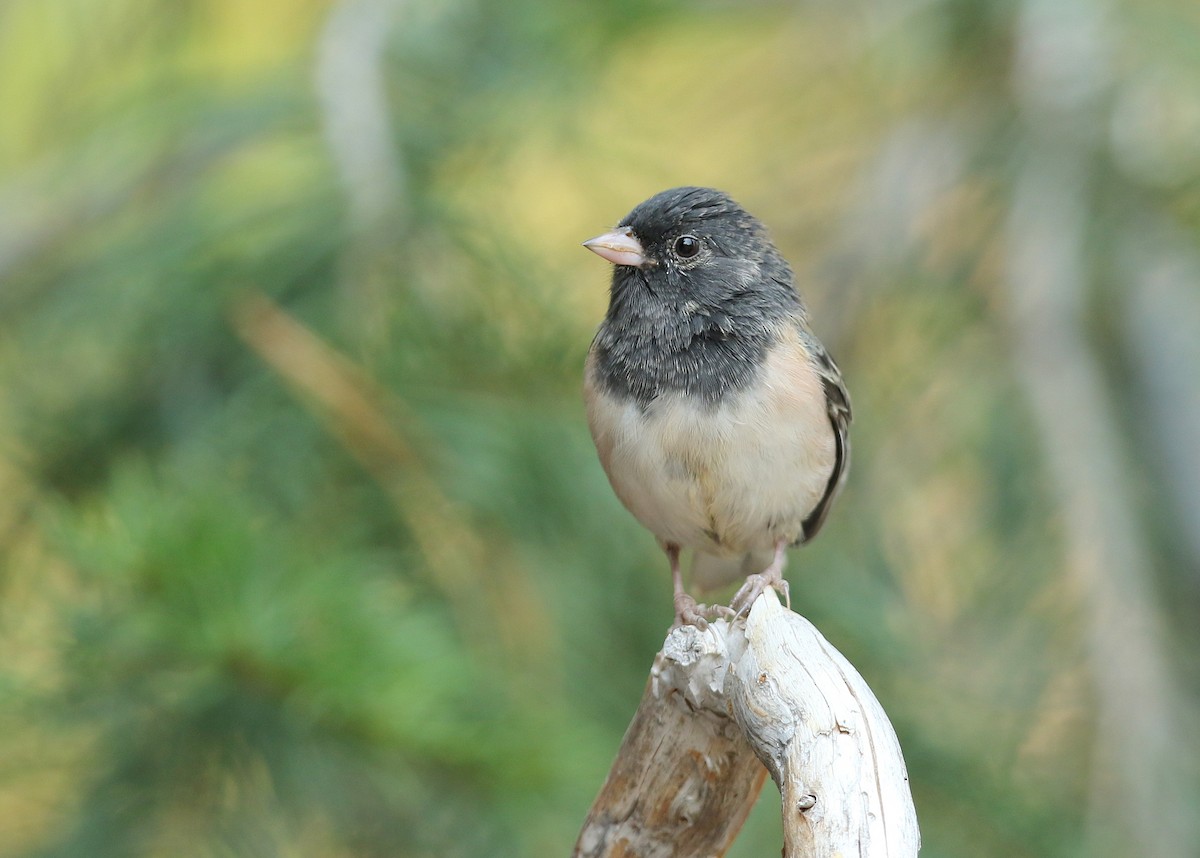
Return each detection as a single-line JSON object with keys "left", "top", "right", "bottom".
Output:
{"left": 2, "top": 1, "right": 1199, "bottom": 856}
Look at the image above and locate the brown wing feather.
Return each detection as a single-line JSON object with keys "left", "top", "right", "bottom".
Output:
{"left": 798, "top": 338, "right": 852, "bottom": 542}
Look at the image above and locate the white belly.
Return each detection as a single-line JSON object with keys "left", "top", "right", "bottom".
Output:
{"left": 586, "top": 336, "right": 835, "bottom": 557}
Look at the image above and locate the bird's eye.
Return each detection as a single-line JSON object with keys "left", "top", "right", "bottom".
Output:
{"left": 674, "top": 235, "right": 701, "bottom": 259}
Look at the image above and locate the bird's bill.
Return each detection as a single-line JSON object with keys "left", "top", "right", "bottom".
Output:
{"left": 582, "top": 228, "right": 647, "bottom": 268}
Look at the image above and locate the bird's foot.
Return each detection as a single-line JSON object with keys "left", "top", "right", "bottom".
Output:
{"left": 673, "top": 591, "right": 708, "bottom": 630}
{"left": 672, "top": 592, "right": 737, "bottom": 630}
{"left": 730, "top": 571, "right": 790, "bottom": 617}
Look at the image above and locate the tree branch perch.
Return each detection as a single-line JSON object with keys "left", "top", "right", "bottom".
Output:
{"left": 574, "top": 593, "right": 919, "bottom": 857}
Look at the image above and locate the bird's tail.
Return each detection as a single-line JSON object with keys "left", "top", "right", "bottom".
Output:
{"left": 691, "top": 549, "right": 773, "bottom": 593}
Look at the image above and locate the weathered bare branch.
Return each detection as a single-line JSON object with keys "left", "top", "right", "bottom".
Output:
{"left": 575, "top": 594, "right": 919, "bottom": 857}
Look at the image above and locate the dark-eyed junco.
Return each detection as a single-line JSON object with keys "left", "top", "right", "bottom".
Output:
{"left": 582, "top": 187, "right": 851, "bottom": 628}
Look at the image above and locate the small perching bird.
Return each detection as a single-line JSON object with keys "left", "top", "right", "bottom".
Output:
{"left": 582, "top": 187, "right": 851, "bottom": 628}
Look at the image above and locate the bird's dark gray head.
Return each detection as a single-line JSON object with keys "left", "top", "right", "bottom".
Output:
{"left": 584, "top": 186, "right": 798, "bottom": 314}
{"left": 622, "top": 186, "right": 770, "bottom": 267}
{"left": 584, "top": 187, "right": 804, "bottom": 406}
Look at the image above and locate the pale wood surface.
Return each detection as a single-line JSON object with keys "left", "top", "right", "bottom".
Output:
{"left": 574, "top": 593, "right": 920, "bottom": 857}
{"left": 572, "top": 623, "right": 769, "bottom": 858}
{"left": 727, "top": 594, "right": 920, "bottom": 857}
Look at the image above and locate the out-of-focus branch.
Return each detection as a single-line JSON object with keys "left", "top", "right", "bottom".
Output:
{"left": 575, "top": 594, "right": 919, "bottom": 858}
{"left": 230, "top": 291, "right": 552, "bottom": 664}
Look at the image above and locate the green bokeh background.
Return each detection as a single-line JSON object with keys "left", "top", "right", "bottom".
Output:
{"left": 2, "top": 1, "right": 1199, "bottom": 855}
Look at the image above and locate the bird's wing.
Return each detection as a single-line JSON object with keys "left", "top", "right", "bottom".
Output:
{"left": 799, "top": 334, "right": 852, "bottom": 543}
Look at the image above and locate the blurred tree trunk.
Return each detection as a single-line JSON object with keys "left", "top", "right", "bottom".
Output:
{"left": 1004, "top": 2, "right": 1192, "bottom": 853}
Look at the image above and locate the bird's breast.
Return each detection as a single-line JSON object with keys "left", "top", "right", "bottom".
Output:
{"left": 585, "top": 327, "right": 836, "bottom": 554}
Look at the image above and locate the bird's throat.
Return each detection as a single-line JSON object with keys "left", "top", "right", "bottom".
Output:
{"left": 591, "top": 312, "right": 771, "bottom": 409}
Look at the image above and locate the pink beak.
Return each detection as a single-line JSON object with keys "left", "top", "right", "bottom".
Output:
{"left": 582, "top": 228, "right": 647, "bottom": 268}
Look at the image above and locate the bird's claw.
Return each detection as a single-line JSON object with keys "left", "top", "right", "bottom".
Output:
{"left": 706, "top": 603, "right": 738, "bottom": 622}
{"left": 672, "top": 593, "right": 737, "bottom": 630}
{"left": 672, "top": 591, "right": 708, "bottom": 630}
{"left": 730, "top": 572, "right": 790, "bottom": 617}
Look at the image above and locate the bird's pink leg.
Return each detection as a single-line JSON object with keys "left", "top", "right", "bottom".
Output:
{"left": 665, "top": 544, "right": 735, "bottom": 629}
{"left": 667, "top": 543, "right": 708, "bottom": 629}
{"left": 731, "top": 539, "right": 791, "bottom": 615}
